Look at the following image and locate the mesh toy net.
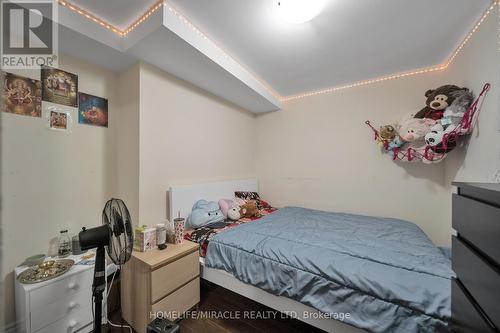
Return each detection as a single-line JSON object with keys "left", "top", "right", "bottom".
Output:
{"left": 365, "top": 83, "right": 491, "bottom": 163}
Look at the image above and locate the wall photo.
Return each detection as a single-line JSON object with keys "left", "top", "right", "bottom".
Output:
{"left": 49, "top": 110, "right": 69, "bottom": 131}
{"left": 2, "top": 72, "right": 42, "bottom": 117}
{"left": 78, "top": 92, "right": 108, "bottom": 127}
{"left": 41, "top": 67, "right": 78, "bottom": 107}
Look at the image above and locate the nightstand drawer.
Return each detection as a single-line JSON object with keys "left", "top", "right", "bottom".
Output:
{"left": 35, "top": 304, "right": 93, "bottom": 333}
{"left": 152, "top": 277, "right": 200, "bottom": 320}
{"left": 451, "top": 279, "right": 497, "bottom": 333}
{"left": 31, "top": 287, "right": 92, "bottom": 332}
{"left": 452, "top": 236, "right": 500, "bottom": 329}
{"left": 151, "top": 251, "right": 199, "bottom": 302}
{"left": 452, "top": 194, "right": 500, "bottom": 265}
{"left": 30, "top": 268, "right": 93, "bottom": 310}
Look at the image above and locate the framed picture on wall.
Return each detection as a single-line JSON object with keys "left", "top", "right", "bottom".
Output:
{"left": 78, "top": 92, "right": 108, "bottom": 127}
{"left": 49, "top": 110, "right": 68, "bottom": 130}
{"left": 2, "top": 72, "right": 42, "bottom": 117}
{"left": 44, "top": 106, "right": 72, "bottom": 132}
{"left": 41, "top": 67, "right": 78, "bottom": 107}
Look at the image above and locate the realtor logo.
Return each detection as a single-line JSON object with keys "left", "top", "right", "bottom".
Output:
{"left": 1, "top": 0, "right": 58, "bottom": 69}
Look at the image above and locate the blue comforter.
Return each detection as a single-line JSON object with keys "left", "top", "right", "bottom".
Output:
{"left": 205, "top": 207, "right": 453, "bottom": 333}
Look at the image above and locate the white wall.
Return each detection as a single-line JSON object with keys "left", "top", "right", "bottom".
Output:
{"left": 115, "top": 64, "right": 141, "bottom": 224}
{"left": 255, "top": 72, "right": 451, "bottom": 245}
{"left": 443, "top": 10, "right": 500, "bottom": 184}
{"left": 255, "top": 7, "right": 499, "bottom": 247}
{"left": 1, "top": 54, "right": 119, "bottom": 327}
{"left": 137, "top": 63, "right": 256, "bottom": 225}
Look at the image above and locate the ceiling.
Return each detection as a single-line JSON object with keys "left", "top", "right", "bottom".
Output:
{"left": 53, "top": 0, "right": 493, "bottom": 111}
{"left": 168, "top": 0, "right": 491, "bottom": 96}
{"left": 68, "top": 0, "right": 158, "bottom": 30}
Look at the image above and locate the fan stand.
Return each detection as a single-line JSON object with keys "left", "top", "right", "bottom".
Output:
{"left": 92, "top": 246, "right": 106, "bottom": 333}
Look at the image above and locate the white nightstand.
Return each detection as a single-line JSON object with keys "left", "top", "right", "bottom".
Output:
{"left": 15, "top": 254, "right": 116, "bottom": 333}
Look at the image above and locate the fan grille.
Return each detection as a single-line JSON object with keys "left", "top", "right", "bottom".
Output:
{"left": 102, "top": 198, "right": 133, "bottom": 265}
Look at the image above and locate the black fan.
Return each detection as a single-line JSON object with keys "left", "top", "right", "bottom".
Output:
{"left": 79, "top": 198, "right": 134, "bottom": 333}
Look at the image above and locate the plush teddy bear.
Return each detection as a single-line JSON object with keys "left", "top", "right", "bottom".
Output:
{"left": 397, "top": 116, "right": 436, "bottom": 149}
{"left": 414, "top": 85, "right": 469, "bottom": 120}
{"left": 239, "top": 201, "right": 259, "bottom": 219}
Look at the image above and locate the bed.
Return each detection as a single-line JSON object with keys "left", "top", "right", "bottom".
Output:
{"left": 169, "top": 179, "right": 453, "bottom": 333}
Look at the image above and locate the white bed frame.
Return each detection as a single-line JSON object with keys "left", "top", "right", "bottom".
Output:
{"left": 169, "top": 179, "right": 366, "bottom": 333}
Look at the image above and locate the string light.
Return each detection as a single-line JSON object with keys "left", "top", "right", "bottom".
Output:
{"left": 58, "top": 0, "right": 499, "bottom": 102}
{"left": 57, "top": 0, "right": 123, "bottom": 35}
{"left": 283, "top": 2, "right": 498, "bottom": 101}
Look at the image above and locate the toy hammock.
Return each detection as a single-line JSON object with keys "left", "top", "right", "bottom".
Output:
{"left": 365, "top": 83, "right": 491, "bottom": 163}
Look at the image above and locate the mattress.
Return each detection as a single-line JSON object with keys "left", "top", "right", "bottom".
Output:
{"left": 205, "top": 207, "right": 453, "bottom": 333}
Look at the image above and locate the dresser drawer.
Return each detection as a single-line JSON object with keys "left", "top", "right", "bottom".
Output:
{"left": 451, "top": 279, "right": 497, "bottom": 333}
{"left": 35, "top": 304, "right": 93, "bottom": 333}
{"left": 452, "top": 236, "right": 500, "bottom": 329}
{"left": 151, "top": 277, "right": 200, "bottom": 320}
{"left": 30, "top": 268, "right": 93, "bottom": 310}
{"left": 31, "top": 287, "right": 92, "bottom": 332}
{"left": 151, "top": 251, "right": 199, "bottom": 302}
{"left": 452, "top": 194, "right": 500, "bottom": 265}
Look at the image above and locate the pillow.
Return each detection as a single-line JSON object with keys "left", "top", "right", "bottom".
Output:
{"left": 234, "top": 191, "right": 271, "bottom": 210}
{"left": 188, "top": 200, "right": 224, "bottom": 229}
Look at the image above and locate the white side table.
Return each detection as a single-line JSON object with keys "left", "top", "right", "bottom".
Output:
{"left": 15, "top": 254, "right": 117, "bottom": 333}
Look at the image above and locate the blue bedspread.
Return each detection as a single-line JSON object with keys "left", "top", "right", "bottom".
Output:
{"left": 205, "top": 207, "right": 453, "bottom": 333}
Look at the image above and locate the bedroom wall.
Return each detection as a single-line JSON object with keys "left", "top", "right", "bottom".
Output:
{"left": 1, "top": 54, "right": 119, "bottom": 328}
{"left": 255, "top": 72, "right": 452, "bottom": 246}
{"left": 443, "top": 10, "right": 500, "bottom": 184}
{"left": 255, "top": 8, "right": 499, "bottom": 247}
{"left": 115, "top": 64, "right": 141, "bottom": 224}
{"left": 137, "top": 62, "right": 256, "bottom": 226}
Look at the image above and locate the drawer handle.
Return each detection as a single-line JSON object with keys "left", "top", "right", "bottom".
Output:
{"left": 67, "top": 282, "right": 78, "bottom": 290}
{"left": 68, "top": 320, "right": 78, "bottom": 329}
{"left": 68, "top": 301, "right": 78, "bottom": 310}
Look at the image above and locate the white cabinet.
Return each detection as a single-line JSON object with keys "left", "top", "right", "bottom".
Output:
{"left": 15, "top": 255, "right": 115, "bottom": 333}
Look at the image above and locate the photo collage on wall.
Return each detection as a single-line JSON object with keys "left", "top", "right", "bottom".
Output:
{"left": 2, "top": 66, "right": 109, "bottom": 131}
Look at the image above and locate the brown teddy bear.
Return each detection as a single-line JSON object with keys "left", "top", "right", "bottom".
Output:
{"left": 239, "top": 201, "right": 259, "bottom": 219}
{"left": 414, "top": 85, "right": 469, "bottom": 120}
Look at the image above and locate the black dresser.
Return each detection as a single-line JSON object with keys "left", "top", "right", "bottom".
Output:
{"left": 451, "top": 182, "right": 500, "bottom": 333}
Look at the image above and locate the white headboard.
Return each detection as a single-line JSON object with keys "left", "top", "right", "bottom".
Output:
{"left": 168, "top": 178, "right": 258, "bottom": 222}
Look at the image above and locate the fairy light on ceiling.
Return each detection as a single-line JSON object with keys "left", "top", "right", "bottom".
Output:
{"left": 59, "top": 0, "right": 499, "bottom": 102}
{"left": 283, "top": 1, "right": 498, "bottom": 101}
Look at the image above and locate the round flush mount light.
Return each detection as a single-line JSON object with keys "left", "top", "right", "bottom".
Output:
{"left": 276, "top": 0, "right": 326, "bottom": 24}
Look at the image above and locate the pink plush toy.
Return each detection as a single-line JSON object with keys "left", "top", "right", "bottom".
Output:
{"left": 397, "top": 117, "right": 436, "bottom": 149}
{"left": 218, "top": 199, "right": 234, "bottom": 218}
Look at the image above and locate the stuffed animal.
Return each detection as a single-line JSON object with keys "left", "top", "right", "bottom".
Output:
{"left": 397, "top": 117, "right": 436, "bottom": 149}
{"left": 387, "top": 136, "right": 404, "bottom": 150}
{"left": 218, "top": 199, "right": 236, "bottom": 218}
{"left": 188, "top": 200, "right": 224, "bottom": 228}
{"left": 414, "top": 85, "right": 469, "bottom": 120}
{"left": 239, "top": 201, "right": 259, "bottom": 219}
{"left": 424, "top": 124, "right": 457, "bottom": 153}
{"left": 425, "top": 123, "right": 457, "bottom": 154}
{"left": 379, "top": 125, "right": 396, "bottom": 141}
{"left": 441, "top": 89, "right": 474, "bottom": 131}
{"left": 227, "top": 207, "right": 241, "bottom": 221}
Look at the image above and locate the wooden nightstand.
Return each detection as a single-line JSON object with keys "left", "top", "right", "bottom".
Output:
{"left": 121, "top": 241, "right": 200, "bottom": 333}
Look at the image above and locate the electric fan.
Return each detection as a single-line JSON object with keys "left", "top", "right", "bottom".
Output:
{"left": 79, "top": 198, "right": 134, "bottom": 333}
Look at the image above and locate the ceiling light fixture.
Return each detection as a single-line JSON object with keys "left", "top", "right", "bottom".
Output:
{"left": 276, "top": 0, "right": 326, "bottom": 24}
